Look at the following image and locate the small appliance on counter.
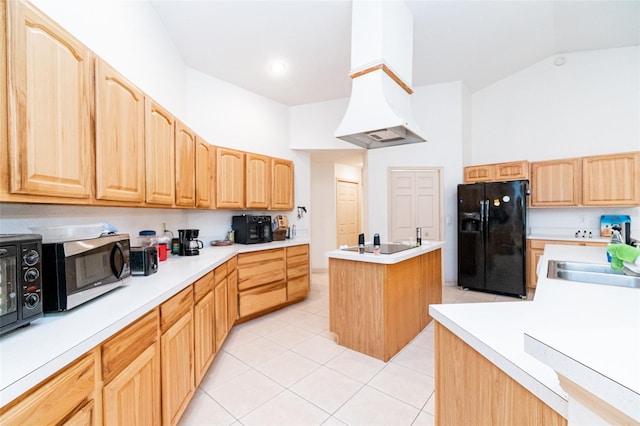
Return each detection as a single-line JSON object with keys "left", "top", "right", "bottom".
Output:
{"left": 130, "top": 246, "right": 158, "bottom": 276}
{"left": 178, "top": 229, "right": 204, "bottom": 256}
{"left": 600, "top": 215, "right": 631, "bottom": 245}
{"left": 232, "top": 215, "right": 273, "bottom": 244}
{"left": 41, "top": 234, "right": 131, "bottom": 312}
{"left": 272, "top": 215, "right": 288, "bottom": 241}
{"left": 0, "top": 234, "right": 44, "bottom": 336}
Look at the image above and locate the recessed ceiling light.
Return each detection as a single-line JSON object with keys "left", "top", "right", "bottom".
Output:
{"left": 269, "top": 61, "right": 288, "bottom": 75}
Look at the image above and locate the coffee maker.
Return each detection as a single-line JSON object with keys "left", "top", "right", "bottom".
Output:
{"left": 178, "top": 229, "right": 204, "bottom": 256}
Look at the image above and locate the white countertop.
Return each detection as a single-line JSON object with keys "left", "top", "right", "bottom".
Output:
{"left": 430, "top": 244, "right": 640, "bottom": 420}
{"left": 325, "top": 241, "right": 445, "bottom": 264}
{"left": 0, "top": 239, "right": 308, "bottom": 407}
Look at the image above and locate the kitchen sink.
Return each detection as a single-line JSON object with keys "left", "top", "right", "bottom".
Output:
{"left": 547, "top": 260, "right": 640, "bottom": 289}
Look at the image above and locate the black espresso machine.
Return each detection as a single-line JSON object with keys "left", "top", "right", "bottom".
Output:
{"left": 232, "top": 215, "right": 272, "bottom": 244}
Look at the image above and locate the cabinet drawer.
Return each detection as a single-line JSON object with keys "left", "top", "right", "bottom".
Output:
{"left": 286, "top": 244, "right": 308, "bottom": 258}
{"left": 237, "top": 248, "right": 285, "bottom": 265}
{"left": 288, "top": 275, "right": 309, "bottom": 301}
{"left": 238, "top": 259, "right": 286, "bottom": 291}
{"left": 160, "top": 287, "right": 193, "bottom": 334}
{"left": 529, "top": 239, "right": 608, "bottom": 251}
{"left": 193, "top": 271, "right": 214, "bottom": 303}
{"left": 287, "top": 254, "right": 309, "bottom": 279}
{"left": 215, "top": 263, "right": 228, "bottom": 285}
{"left": 0, "top": 351, "right": 95, "bottom": 425}
{"left": 239, "top": 282, "right": 287, "bottom": 317}
{"left": 102, "top": 308, "right": 159, "bottom": 383}
{"left": 227, "top": 256, "right": 237, "bottom": 272}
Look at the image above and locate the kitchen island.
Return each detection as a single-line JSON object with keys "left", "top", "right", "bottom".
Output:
{"left": 430, "top": 244, "right": 640, "bottom": 425}
{"left": 326, "top": 241, "right": 444, "bottom": 361}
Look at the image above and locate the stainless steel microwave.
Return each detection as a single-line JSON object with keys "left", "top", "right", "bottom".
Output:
{"left": 41, "top": 234, "right": 131, "bottom": 312}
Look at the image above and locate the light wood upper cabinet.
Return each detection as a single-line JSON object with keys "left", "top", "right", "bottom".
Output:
{"left": 145, "top": 98, "right": 175, "bottom": 205}
{"left": 95, "top": 59, "right": 145, "bottom": 203}
{"left": 530, "top": 158, "right": 582, "bottom": 207}
{"left": 0, "top": 350, "right": 97, "bottom": 426}
{"left": 5, "top": 0, "right": 93, "bottom": 199}
{"left": 463, "top": 161, "right": 528, "bottom": 184}
{"left": 195, "top": 138, "right": 213, "bottom": 208}
{"left": 216, "top": 147, "right": 245, "bottom": 209}
{"left": 582, "top": 152, "right": 640, "bottom": 206}
{"left": 246, "top": 153, "right": 271, "bottom": 209}
{"left": 271, "top": 158, "right": 294, "bottom": 210}
{"left": 175, "top": 121, "right": 196, "bottom": 207}
{"left": 464, "top": 165, "right": 494, "bottom": 183}
{"left": 494, "top": 161, "right": 529, "bottom": 181}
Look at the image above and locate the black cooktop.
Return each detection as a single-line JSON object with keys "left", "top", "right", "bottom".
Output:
{"left": 341, "top": 243, "right": 415, "bottom": 255}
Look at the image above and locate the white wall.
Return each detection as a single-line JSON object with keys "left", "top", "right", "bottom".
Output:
{"left": 290, "top": 98, "right": 354, "bottom": 150}
{"left": 472, "top": 46, "right": 640, "bottom": 163}
{"left": 184, "top": 69, "right": 312, "bottom": 241}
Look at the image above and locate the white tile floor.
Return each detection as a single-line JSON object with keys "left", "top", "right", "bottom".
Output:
{"left": 179, "top": 273, "right": 528, "bottom": 426}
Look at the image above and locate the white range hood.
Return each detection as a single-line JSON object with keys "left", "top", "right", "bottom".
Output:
{"left": 335, "top": 0, "right": 426, "bottom": 149}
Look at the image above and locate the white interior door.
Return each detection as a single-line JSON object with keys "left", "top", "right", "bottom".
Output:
{"left": 389, "top": 169, "right": 441, "bottom": 243}
{"left": 336, "top": 179, "right": 361, "bottom": 247}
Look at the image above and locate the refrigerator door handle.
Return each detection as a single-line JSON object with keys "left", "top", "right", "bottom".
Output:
{"left": 479, "top": 200, "right": 485, "bottom": 230}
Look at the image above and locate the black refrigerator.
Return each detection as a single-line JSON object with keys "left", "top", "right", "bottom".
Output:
{"left": 457, "top": 180, "right": 527, "bottom": 298}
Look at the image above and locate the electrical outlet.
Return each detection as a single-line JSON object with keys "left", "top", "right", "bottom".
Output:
{"left": 162, "top": 222, "right": 167, "bottom": 233}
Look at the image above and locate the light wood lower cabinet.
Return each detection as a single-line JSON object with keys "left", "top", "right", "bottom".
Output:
{"left": 214, "top": 263, "right": 229, "bottom": 352}
{"left": 0, "top": 350, "right": 97, "bottom": 426}
{"left": 103, "top": 343, "right": 160, "bottom": 426}
{"left": 160, "top": 287, "right": 194, "bottom": 426}
{"left": 227, "top": 256, "right": 239, "bottom": 327}
{"left": 193, "top": 272, "right": 215, "bottom": 387}
{"left": 420, "top": 246, "right": 442, "bottom": 328}
{"left": 286, "top": 244, "right": 310, "bottom": 301}
{"left": 526, "top": 239, "right": 608, "bottom": 288}
{"left": 435, "top": 323, "right": 566, "bottom": 425}
{"left": 237, "top": 249, "right": 287, "bottom": 318}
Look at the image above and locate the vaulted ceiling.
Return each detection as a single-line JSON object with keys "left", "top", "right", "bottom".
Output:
{"left": 151, "top": 1, "right": 639, "bottom": 106}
